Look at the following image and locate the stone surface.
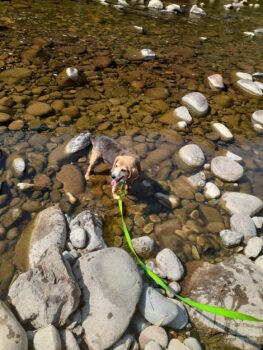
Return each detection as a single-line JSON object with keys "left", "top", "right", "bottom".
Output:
{"left": 212, "top": 123, "right": 233, "bottom": 141}
{"left": 60, "top": 329, "right": 80, "bottom": 350}
{"left": 183, "top": 337, "right": 202, "bottom": 350}
{"left": 0, "top": 68, "right": 32, "bottom": 84}
{"left": 168, "top": 339, "right": 189, "bottom": 350}
{"left": 220, "top": 192, "right": 263, "bottom": 216}
{"left": 12, "top": 157, "right": 26, "bottom": 177}
{"left": 64, "top": 132, "right": 91, "bottom": 154}
{"left": 112, "top": 333, "right": 138, "bottom": 350}
{"left": 244, "top": 237, "right": 263, "bottom": 258}
{"left": 167, "top": 299, "right": 188, "bottom": 330}
{"left": 131, "top": 236, "right": 155, "bottom": 258}
{"left": 211, "top": 156, "right": 243, "bottom": 182}
{"left": 219, "top": 229, "right": 243, "bottom": 247}
{"left": 182, "top": 255, "right": 263, "bottom": 349}
{"left": 252, "top": 216, "right": 263, "bottom": 229}
{"left": 33, "top": 325, "right": 61, "bottom": 350}
{"left": 178, "top": 144, "right": 205, "bottom": 168}
{"left": 26, "top": 102, "right": 52, "bottom": 116}
{"left": 148, "top": 0, "right": 163, "bottom": 9}
{"left": 8, "top": 248, "right": 80, "bottom": 328}
{"left": 70, "top": 210, "right": 105, "bottom": 252}
{"left": 189, "top": 4, "right": 206, "bottom": 16}
{"left": 207, "top": 74, "right": 224, "bottom": 91}
{"left": 255, "top": 256, "right": 263, "bottom": 271}
{"left": 156, "top": 248, "right": 184, "bottom": 281}
{"left": 70, "top": 227, "right": 87, "bottom": 249}
{"left": 0, "top": 112, "right": 12, "bottom": 123}
{"left": 73, "top": 248, "right": 142, "bottom": 350}
{"left": 144, "top": 341, "right": 162, "bottom": 350}
{"left": 28, "top": 206, "right": 67, "bottom": 267}
{"left": 230, "top": 213, "right": 257, "bottom": 242}
{"left": 181, "top": 92, "right": 209, "bottom": 116}
{"left": 139, "top": 326, "right": 168, "bottom": 349}
{"left": 57, "top": 164, "right": 85, "bottom": 195}
{"left": 186, "top": 171, "right": 206, "bottom": 189}
{"left": 204, "top": 182, "right": 220, "bottom": 200}
{"left": 0, "top": 301, "right": 28, "bottom": 350}
{"left": 174, "top": 106, "right": 192, "bottom": 124}
{"left": 251, "top": 110, "right": 263, "bottom": 125}
{"left": 236, "top": 79, "right": 263, "bottom": 97}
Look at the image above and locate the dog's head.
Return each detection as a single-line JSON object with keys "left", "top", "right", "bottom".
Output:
{"left": 111, "top": 155, "right": 141, "bottom": 189}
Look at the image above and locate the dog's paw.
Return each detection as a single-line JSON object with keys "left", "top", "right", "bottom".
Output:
{"left": 84, "top": 174, "right": 90, "bottom": 181}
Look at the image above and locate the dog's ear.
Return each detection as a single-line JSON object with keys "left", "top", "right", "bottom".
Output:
{"left": 128, "top": 158, "right": 141, "bottom": 183}
{"left": 112, "top": 156, "right": 120, "bottom": 170}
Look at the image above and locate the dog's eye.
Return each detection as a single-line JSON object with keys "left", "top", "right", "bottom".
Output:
{"left": 121, "top": 168, "right": 127, "bottom": 173}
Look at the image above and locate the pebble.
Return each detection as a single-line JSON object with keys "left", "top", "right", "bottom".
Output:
{"left": 131, "top": 313, "right": 150, "bottom": 334}
{"left": 204, "top": 182, "right": 220, "bottom": 200}
{"left": 12, "top": 157, "right": 26, "bottom": 177}
{"left": 33, "top": 325, "right": 61, "bottom": 350}
{"left": 60, "top": 329, "right": 80, "bottom": 350}
{"left": 70, "top": 227, "right": 87, "bottom": 249}
{"left": 144, "top": 341, "right": 163, "bottom": 350}
{"left": 244, "top": 237, "right": 263, "bottom": 258}
{"left": 139, "top": 326, "right": 168, "bottom": 349}
{"left": 165, "top": 4, "right": 181, "bottom": 12}
{"left": 186, "top": 171, "right": 206, "bottom": 189}
{"left": 253, "top": 123, "right": 263, "bottom": 134}
{"left": 225, "top": 150, "right": 242, "bottom": 162}
{"left": 236, "top": 79, "right": 263, "bottom": 97}
{"left": 178, "top": 144, "right": 205, "bottom": 168}
{"left": 131, "top": 236, "right": 155, "bottom": 258}
{"left": 168, "top": 339, "right": 190, "bottom": 350}
{"left": 0, "top": 112, "right": 12, "bottom": 123}
{"left": 211, "top": 156, "right": 243, "bottom": 182}
{"left": 174, "top": 106, "right": 192, "bottom": 124}
{"left": 156, "top": 248, "right": 184, "bottom": 281}
{"left": 235, "top": 72, "right": 253, "bottom": 80}
{"left": 207, "top": 74, "right": 224, "bottom": 91}
{"left": 175, "top": 121, "right": 187, "bottom": 130}
{"left": 221, "top": 192, "right": 263, "bottom": 216}
{"left": 64, "top": 132, "right": 91, "bottom": 154}
{"left": 183, "top": 337, "right": 203, "bottom": 350}
{"left": 141, "top": 49, "right": 156, "bottom": 60}
{"left": 190, "top": 4, "right": 206, "bottom": 16}
{"left": 230, "top": 213, "right": 257, "bottom": 243}
{"left": 212, "top": 123, "right": 233, "bottom": 141}
{"left": 167, "top": 281, "right": 181, "bottom": 295}
{"left": 26, "top": 102, "right": 52, "bottom": 116}
{"left": 255, "top": 256, "right": 263, "bottom": 271}
{"left": 220, "top": 229, "right": 243, "bottom": 247}
{"left": 181, "top": 92, "right": 209, "bottom": 117}
{"left": 251, "top": 110, "right": 263, "bottom": 125}
{"left": 148, "top": 0, "right": 163, "bottom": 9}
{"left": 252, "top": 216, "right": 263, "bottom": 229}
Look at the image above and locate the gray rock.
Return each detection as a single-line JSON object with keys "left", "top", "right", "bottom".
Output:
{"left": 131, "top": 313, "right": 150, "bottom": 334}
{"left": 186, "top": 171, "right": 206, "bottom": 189}
{"left": 236, "top": 79, "right": 263, "bottom": 97}
{"left": 181, "top": 92, "right": 209, "bottom": 117}
{"left": 138, "top": 286, "right": 179, "bottom": 326}
{"left": 168, "top": 299, "right": 188, "bottom": 330}
{"left": 252, "top": 216, "right": 263, "bottom": 229}
{"left": 148, "top": 0, "right": 163, "bottom": 9}
{"left": 33, "top": 325, "right": 61, "bottom": 350}
{"left": 183, "top": 337, "right": 202, "bottom": 350}
{"left": 207, "top": 74, "right": 224, "bottom": 91}
{"left": 204, "top": 182, "right": 220, "bottom": 200}
{"left": 251, "top": 110, "right": 263, "bottom": 125}
{"left": 189, "top": 4, "right": 206, "bottom": 16}
{"left": 212, "top": 123, "right": 233, "bottom": 141}
{"left": 211, "top": 156, "right": 243, "bottom": 182}
{"left": 182, "top": 255, "right": 263, "bottom": 349}
{"left": 168, "top": 339, "right": 189, "bottom": 350}
{"left": 12, "top": 157, "right": 26, "bottom": 177}
{"left": 244, "top": 237, "right": 263, "bottom": 258}
{"left": 220, "top": 229, "right": 243, "bottom": 247}
{"left": 131, "top": 236, "right": 155, "bottom": 258}
{"left": 9, "top": 248, "right": 80, "bottom": 328}
{"left": 73, "top": 248, "right": 142, "bottom": 350}
{"left": 70, "top": 210, "right": 106, "bottom": 252}
{"left": 255, "top": 255, "right": 263, "bottom": 271}
{"left": 60, "top": 329, "right": 80, "bottom": 350}
{"left": 144, "top": 341, "right": 162, "bottom": 350}
{"left": 139, "top": 326, "right": 168, "bottom": 349}
{"left": 230, "top": 213, "right": 257, "bottom": 243}
{"left": 29, "top": 206, "right": 67, "bottom": 267}
{"left": 0, "top": 300, "right": 28, "bottom": 350}
{"left": 178, "top": 144, "right": 205, "bottom": 168}
{"left": 70, "top": 227, "right": 87, "bottom": 249}
{"left": 65, "top": 132, "right": 91, "bottom": 154}
{"left": 220, "top": 192, "right": 263, "bottom": 216}
{"left": 174, "top": 106, "right": 192, "bottom": 124}
{"left": 156, "top": 248, "right": 184, "bottom": 281}
{"left": 112, "top": 334, "right": 138, "bottom": 350}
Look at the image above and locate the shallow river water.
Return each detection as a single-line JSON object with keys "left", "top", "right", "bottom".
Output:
{"left": 0, "top": 0, "right": 263, "bottom": 347}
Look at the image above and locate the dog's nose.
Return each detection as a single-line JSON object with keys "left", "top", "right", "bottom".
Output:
{"left": 111, "top": 173, "right": 116, "bottom": 179}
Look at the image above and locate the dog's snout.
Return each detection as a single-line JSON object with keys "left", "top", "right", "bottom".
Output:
{"left": 111, "top": 173, "right": 116, "bottom": 179}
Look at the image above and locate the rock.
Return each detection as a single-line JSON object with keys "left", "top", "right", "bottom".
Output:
{"left": 70, "top": 210, "right": 105, "bottom": 252}
{"left": 154, "top": 193, "right": 180, "bottom": 209}
{"left": 0, "top": 300, "right": 28, "bottom": 350}
{"left": 60, "top": 329, "right": 80, "bottom": 350}
{"left": 70, "top": 227, "right": 87, "bottom": 249}
{"left": 139, "top": 326, "right": 168, "bottom": 349}
{"left": 186, "top": 171, "right": 206, "bottom": 189}
{"left": 0, "top": 68, "right": 32, "bottom": 84}
{"left": 167, "top": 299, "right": 188, "bottom": 330}
{"left": 141, "top": 49, "right": 156, "bottom": 60}
{"left": 131, "top": 313, "right": 150, "bottom": 334}
{"left": 204, "top": 182, "right": 220, "bottom": 200}
{"left": 165, "top": 4, "right": 181, "bottom": 12}
{"left": 255, "top": 256, "right": 263, "bottom": 271}
{"left": 168, "top": 339, "right": 189, "bottom": 350}
{"left": 12, "top": 157, "right": 26, "bottom": 177}
{"left": 148, "top": 0, "right": 163, "bottom": 9}
{"left": 8, "top": 120, "right": 24, "bottom": 131}
{"left": 28, "top": 206, "right": 67, "bottom": 267}
{"left": 251, "top": 110, "right": 263, "bottom": 125}
{"left": 212, "top": 123, "right": 233, "bottom": 141}
{"left": 230, "top": 213, "right": 257, "bottom": 242}
{"left": 33, "top": 325, "right": 61, "bottom": 350}
{"left": 244, "top": 237, "right": 263, "bottom": 258}
{"left": 175, "top": 121, "right": 187, "bottom": 130}
{"left": 112, "top": 334, "right": 138, "bottom": 350}
{"left": 183, "top": 337, "right": 202, "bottom": 350}
{"left": 168, "top": 281, "right": 181, "bottom": 295}
{"left": 181, "top": 92, "right": 209, "bottom": 117}
{"left": 182, "top": 255, "right": 263, "bottom": 349}
{"left": 156, "top": 248, "right": 184, "bottom": 281}
{"left": 56, "top": 67, "right": 80, "bottom": 87}
{"left": 253, "top": 123, "right": 263, "bottom": 134}
{"left": 144, "top": 341, "right": 162, "bottom": 350}
{"left": 219, "top": 229, "right": 243, "bottom": 247}
{"left": 26, "top": 102, "right": 52, "bottom": 116}
{"left": 211, "top": 156, "right": 243, "bottom": 182}
{"left": 220, "top": 192, "right": 263, "bottom": 216}
{"left": 131, "top": 236, "right": 155, "bottom": 258}
{"left": 0, "top": 112, "right": 12, "bottom": 123}
{"left": 252, "top": 216, "right": 263, "bottom": 229}
{"left": 8, "top": 248, "right": 80, "bottom": 328}
{"left": 64, "top": 132, "right": 91, "bottom": 154}
{"left": 178, "top": 144, "right": 205, "bottom": 168}
{"left": 207, "top": 74, "right": 224, "bottom": 91}
{"left": 224, "top": 150, "right": 242, "bottom": 162}
{"left": 29, "top": 133, "right": 50, "bottom": 147}
{"left": 57, "top": 164, "right": 85, "bottom": 195}
{"left": 138, "top": 286, "right": 179, "bottom": 326}
{"left": 236, "top": 79, "right": 263, "bottom": 97}
{"left": 73, "top": 248, "right": 142, "bottom": 350}
{"left": 93, "top": 56, "right": 113, "bottom": 68}
{"left": 145, "top": 87, "right": 169, "bottom": 99}
{"left": 174, "top": 106, "right": 192, "bottom": 124}
{"left": 234, "top": 72, "right": 253, "bottom": 81}
{"left": 189, "top": 4, "right": 206, "bottom": 16}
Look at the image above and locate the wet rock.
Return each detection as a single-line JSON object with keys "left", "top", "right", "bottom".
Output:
{"left": 93, "top": 55, "right": 113, "bottom": 68}
{"left": 244, "top": 237, "right": 263, "bottom": 258}
{"left": 213, "top": 94, "right": 233, "bottom": 108}
{"left": 159, "top": 107, "right": 192, "bottom": 125}
{"left": 182, "top": 255, "right": 263, "bottom": 349}
{"left": 219, "top": 229, "right": 243, "bottom": 247}
{"left": 0, "top": 112, "right": 12, "bottom": 123}
{"left": 220, "top": 192, "right": 263, "bottom": 216}
{"left": 211, "top": 156, "right": 243, "bottom": 182}
{"left": 156, "top": 248, "right": 184, "bottom": 281}
{"left": 28, "top": 133, "right": 50, "bottom": 147}
{"left": 70, "top": 227, "right": 86, "bottom": 249}
{"left": 207, "top": 74, "right": 224, "bottom": 91}
{"left": 234, "top": 72, "right": 253, "bottom": 81}
{"left": 183, "top": 337, "right": 202, "bottom": 350}
{"left": 178, "top": 144, "right": 205, "bottom": 168}
{"left": 33, "top": 325, "right": 61, "bottom": 350}
{"left": 26, "top": 102, "right": 52, "bottom": 116}
{"left": 60, "top": 329, "right": 80, "bottom": 350}
{"left": 112, "top": 333, "right": 138, "bottom": 350}
{"left": 204, "top": 182, "right": 220, "bottom": 200}
{"left": 12, "top": 157, "right": 26, "bottom": 177}
{"left": 0, "top": 68, "right": 32, "bottom": 84}
{"left": 0, "top": 300, "right": 28, "bottom": 350}
{"left": 57, "top": 164, "right": 85, "bottom": 195}
{"left": 22, "top": 200, "right": 41, "bottom": 212}
{"left": 251, "top": 109, "right": 263, "bottom": 125}
{"left": 56, "top": 67, "right": 81, "bottom": 87}
{"left": 148, "top": 0, "right": 163, "bottom": 9}
{"left": 144, "top": 148, "right": 173, "bottom": 167}
{"left": 73, "top": 248, "right": 142, "bottom": 350}
{"left": 224, "top": 150, "right": 242, "bottom": 162}
{"left": 168, "top": 339, "right": 189, "bottom": 350}
{"left": 141, "top": 49, "right": 156, "bottom": 60}
{"left": 28, "top": 206, "right": 67, "bottom": 267}
{"left": 181, "top": 92, "right": 209, "bottom": 117}
{"left": 70, "top": 210, "right": 105, "bottom": 252}
{"left": 212, "top": 123, "right": 233, "bottom": 141}
{"left": 236, "top": 79, "right": 263, "bottom": 97}
{"left": 2, "top": 208, "right": 23, "bottom": 228}
{"left": 65, "top": 132, "right": 91, "bottom": 154}
{"left": 154, "top": 193, "right": 179, "bottom": 209}
{"left": 189, "top": 4, "right": 206, "bottom": 16}
{"left": 186, "top": 171, "right": 206, "bottom": 189}
{"left": 8, "top": 119, "right": 24, "bottom": 131}
{"left": 34, "top": 174, "right": 51, "bottom": 188}
{"left": 145, "top": 87, "right": 169, "bottom": 99}
{"left": 230, "top": 213, "right": 257, "bottom": 242}
{"left": 131, "top": 236, "right": 155, "bottom": 258}
{"left": 139, "top": 326, "right": 168, "bottom": 349}
{"left": 9, "top": 248, "right": 80, "bottom": 328}
{"left": 172, "top": 176, "right": 195, "bottom": 200}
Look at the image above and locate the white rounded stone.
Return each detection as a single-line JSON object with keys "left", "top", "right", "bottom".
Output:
{"left": 220, "top": 229, "right": 243, "bottom": 247}
{"left": 175, "top": 121, "right": 187, "bottom": 130}
{"left": 225, "top": 150, "right": 242, "bottom": 162}
{"left": 253, "top": 123, "right": 263, "bottom": 134}
{"left": 148, "top": 0, "right": 163, "bottom": 9}
{"left": 211, "top": 156, "right": 243, "bottom": 182}
{"left": 212, "top": 123, "right": 233, "bottom": 141}
{"left": 190, "top": 4, "right": 206, "bottom": 15}
{"left": 156, "top": 248, "right": 184, "bottom": 281}
{"left": 178, "top": 144, "right": 205, "bottom": 168}
{"left": 230, "top": 213, "right": 257, "bottom": 243}
{"left": 70, "top": 227, "right": 86, "bottom": 249}
{"left": 141, "top": 49, "right": 156, "bottom": 60}
{"left": 174, "top": 106, "right": 192, "bottom": 124}
{"left": 186, "top": 171, "right": 206, "bottom": 189}
{"left": 66, "top": 67, "right": 79, "bottom": 80}
{"left": 165, "top": 4, "right": 181, "bottom": 12}
{"left": 255, "top": 255, "right": 263, "bottom": 271}
{"left": 221, "top": 192, "right": 263, "bottom": 216}
{"left": 236, "top": 79, "right": 263, "bottom": 97}
{"left": 33, "top": 325, "right": 61, "bottom": 350}
{"left": 207, "top": 74, "right": 224, "bottom": 91}
{"left": 244, "top": 237, "right": 263, "bottom": 259}
{"left": 139, "top": 326, "right": 168, "bottom": 349}
{"left": 183, "top": 337, "right": 203, "bottom": 350}
{"left": 12, "top": 157, "right": 26, "bottom": 176}
{"left": 252, "top": 110, "right": 263, "bottom": 125}
{"left": 204, "top": 182, "right": 220, "bottom": 200}
{"left": 181, "top": 92, "right": 209, "bottom": 117}
{"left": 131, "top": 236, "right": 155, "bottom": 258}
{"left": 254, "top": 81, "right": 263, "bottom": 90}
{"left": 235, "top": 72, "right": 253, "bottom": 80}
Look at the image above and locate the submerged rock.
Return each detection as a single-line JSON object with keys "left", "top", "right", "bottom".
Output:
{"left": 178, "top": 144, "right": 205, "bottom": 168}
{"left": 207, "top": 74, "right": 224, "bottom": 91}
{"left": 0, "top": 68, "right": 32, "bottom": 84}
{"left": 156, "top": 248, "right": 184, "bottom": 281}
{"left": 181, "top": 92, "right": 209, "bottom": 117}
{"left": 211, "top": 156, "right": 243, "bottom": 182}
{"left": 57, "top": 164, "right": 85, "bottom": 195}
{"left": 236, "top": 79, "right": 263, "bottom": 97}
{"left": 220, "top": 192, "right": 263, "bottom": 216}
{"left": 148, "top": 0, "right": 163, "bottom": 9}
{"left": 212, "top": 123, "right": 233, "bottom": 141}
{"left": 219, "top": 229, "right": 243, "bottom": 247}
{"left": 189, "top": 4, "right": 206, "bottom": 16}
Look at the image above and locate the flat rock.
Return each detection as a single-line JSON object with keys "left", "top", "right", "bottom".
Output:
{"left": 139, "top": 326, "right": 168, "bottom": 349}
{"left": 219, "top": 229, "right": 243, "bottom": 247}
{"left": 211, "top": 156, "right": 243, "bottom": 182}
{"left": 178, "top": 144, "right": 205, "bottom": 168}
{"left": 207, "top": 74, "right": 224, "bottom": 91}
{"left": 212, "top": 123, "right": 233, "bottom": 141}
{"left": 0, "top": 112, "right": 12, "bottom": 123}
{"left": 156, "top": 248, "right": 184, "bottom": 281}
{"left": 28, "top": 206, "right": 67, "bottom": 268}
{"left": 236, "top": 79, "right": 263, "bottom": 97}
{"left": 174, "top": 106, "right": 192, "bottom": 124}
{"left": 33, "top": 325, "right": 61, "bottom": 350}
{"left": 26, "top": 102, "right": 52, "bottom": 116}
{"left": 244, "top": 237, "right": 263, "bottom": 258}
{"left": 73, "top": 248, "right": 142, "bottom": 350}
{"left": 182, "top": 255, "right": 263, "bottom": 349}
{"left": 0, "top": 300, "right": 28, "bottom": 350}
{"left": 230, "top": 213, "right": 257, "bottom": 242}
{"left": 57, "top": 164, "right": 85, "bottom": 195}
{"left": 251, "top": 110, "right": 263, "bottom": 125}
{"left": 220, "top": 192, "right": 263, "bottom": 216}
{"left": 0, "top": 68, "right": 32, "bottom": 84}
{"left": 181, "top": 92, "right": 209, "bottom": 117}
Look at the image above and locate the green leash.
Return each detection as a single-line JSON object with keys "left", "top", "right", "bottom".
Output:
{"left": 118, "top": 197, "right": 263, "bottom": 323}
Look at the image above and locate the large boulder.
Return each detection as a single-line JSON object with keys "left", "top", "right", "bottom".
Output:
{"left": 0, "top": 301, "right": 28, "bottom": 350}
{"left": 73, "top": 248, "right": 142, "bottom": 350}
{"left": 182, "top": 255, "right": 263, "bottom": 349}
{"left": 8, "top": 248, "right": 80, "bottom": 328}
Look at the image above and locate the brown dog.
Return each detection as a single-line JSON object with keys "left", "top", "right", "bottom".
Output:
{"left": 85, "top": 136, "right": 141, "bottom": 197}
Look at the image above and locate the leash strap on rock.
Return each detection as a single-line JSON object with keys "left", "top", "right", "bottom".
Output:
{"left": 118, "top": 198, "right": 263, "bottom": 322}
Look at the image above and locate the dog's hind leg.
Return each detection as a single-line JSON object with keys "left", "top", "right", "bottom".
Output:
{"left": 85, "top": 147, "right": 101, "bottom": 180}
